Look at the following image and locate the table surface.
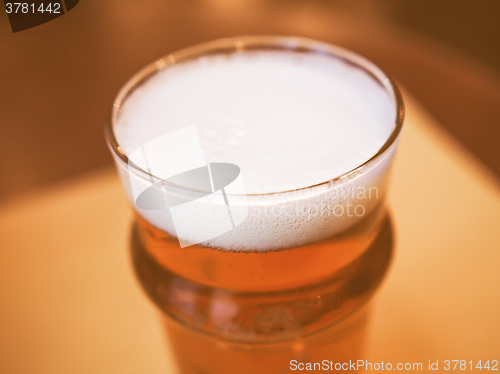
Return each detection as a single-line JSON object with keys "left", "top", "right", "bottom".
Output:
{"left": 0, "top": 94, "right": 499, "bottom": 373}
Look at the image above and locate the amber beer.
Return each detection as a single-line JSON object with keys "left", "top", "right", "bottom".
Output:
{"left": 106, "top": 36, "right": 404, "bottom": 374}
{"left": 132, "top": 213, "right": 393, "bottom": 374}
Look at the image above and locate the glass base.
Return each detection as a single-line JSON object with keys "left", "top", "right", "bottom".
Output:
{"left": 130, "top": 216, "right": 394, "bottom": 374}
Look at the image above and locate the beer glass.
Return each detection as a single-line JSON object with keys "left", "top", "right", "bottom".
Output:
{"left": 106, "top": 36, "right": 404, "bottom": 374}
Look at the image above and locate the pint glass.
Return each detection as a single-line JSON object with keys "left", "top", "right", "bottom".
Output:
{"left": 106, "top": 36, "right": 404, "bottom": 374}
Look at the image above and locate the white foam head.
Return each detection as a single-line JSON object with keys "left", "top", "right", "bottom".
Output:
{"left": 112, "top": 44, "right": 400, "bottom": 251}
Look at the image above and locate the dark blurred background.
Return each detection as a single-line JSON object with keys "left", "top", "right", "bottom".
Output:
{"left": 1, "top": 0, "right": 499, "bottom": 200}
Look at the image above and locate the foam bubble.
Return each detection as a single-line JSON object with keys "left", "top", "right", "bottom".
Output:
{"left": 113, "top": 50, "right": 397, "bottom": 251}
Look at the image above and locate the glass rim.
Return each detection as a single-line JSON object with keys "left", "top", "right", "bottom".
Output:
{"left": 105, "top": 35, "right": 405, "bottom": 197}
